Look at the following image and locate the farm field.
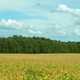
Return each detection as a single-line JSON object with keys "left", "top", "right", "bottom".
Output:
{"left": 0, "top": 54, "right": 80, "bottom": 80}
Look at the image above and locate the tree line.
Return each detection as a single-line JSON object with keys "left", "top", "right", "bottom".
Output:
{"left": 0, "top": 35, "right": 80, "bottom": 53}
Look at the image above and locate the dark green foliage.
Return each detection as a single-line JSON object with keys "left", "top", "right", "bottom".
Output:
{"left": 0, "top": 35, "right": 80, "bottom": 53}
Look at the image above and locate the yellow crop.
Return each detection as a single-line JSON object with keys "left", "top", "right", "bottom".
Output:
{"left": 0, "top": 54, "right": 79, "bottom": 80}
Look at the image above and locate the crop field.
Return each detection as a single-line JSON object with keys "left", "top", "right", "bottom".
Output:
{"left": 0, "top": 54, "right": 80, "bottom": 80}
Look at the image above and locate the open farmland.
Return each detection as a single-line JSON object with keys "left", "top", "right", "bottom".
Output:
{"left": 0, "top": 54, "right": 80, "bottom": 80}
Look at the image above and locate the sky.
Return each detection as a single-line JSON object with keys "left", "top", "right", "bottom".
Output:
{"left": 0, "top": 0, "right": 80, "bottom": 41}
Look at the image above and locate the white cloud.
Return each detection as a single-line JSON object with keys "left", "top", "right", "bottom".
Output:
{"left": 57, "top": 4, "right": 80, "bottom": 16}
{"left": 55, "top": 31, "right": 66, "bottom": 36}
{"left": 28, "top": 29, "right": 42, "bottom": 34}
{"left": 0, "top": 19, "right": 24, "bottom": 29}
{"left": 57, "top": 4, "right": 71, "bottom": 12}
{"left": 0, "top": 19, "right": 43, "bottom": 36}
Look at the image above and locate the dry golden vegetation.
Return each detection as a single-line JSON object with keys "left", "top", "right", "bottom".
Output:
{"left": 0, "top": 54, "right": 80, "bottom": 80}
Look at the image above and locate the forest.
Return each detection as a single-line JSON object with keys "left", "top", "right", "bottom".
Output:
{"left": 0, "top": 35, "right": 80, "bottom": 53}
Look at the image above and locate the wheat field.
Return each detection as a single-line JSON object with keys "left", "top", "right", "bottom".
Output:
{"left": 0, "top": 54, "right": 80, "bottom": 80}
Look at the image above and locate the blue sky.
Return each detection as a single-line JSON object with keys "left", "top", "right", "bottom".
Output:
{"left": 0, "top": 0, "right": 80, "bottom": 41}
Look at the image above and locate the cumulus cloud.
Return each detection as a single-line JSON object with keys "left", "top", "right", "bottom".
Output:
{"left": 0, "top": 19, "right": 24, "bottom": 29}
{"left": 57, "top": 4, "right": 71, "bottom": 12}
{"left": 57, "top": 4, "right": 80, "bottom": 16}
{"left": 0, "top": 19, "right": 43, "bottom": 36}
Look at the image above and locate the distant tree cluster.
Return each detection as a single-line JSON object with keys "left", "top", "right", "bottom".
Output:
{"left": 0, "top": 35, "right": 80, "bottom": 53}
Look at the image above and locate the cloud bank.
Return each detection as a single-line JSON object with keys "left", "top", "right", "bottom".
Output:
{"left": 57, "top": 4, "right": 80, "bottom": 16}
{"left": 0, "top": 19, "right": 24, "bottom": 29}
